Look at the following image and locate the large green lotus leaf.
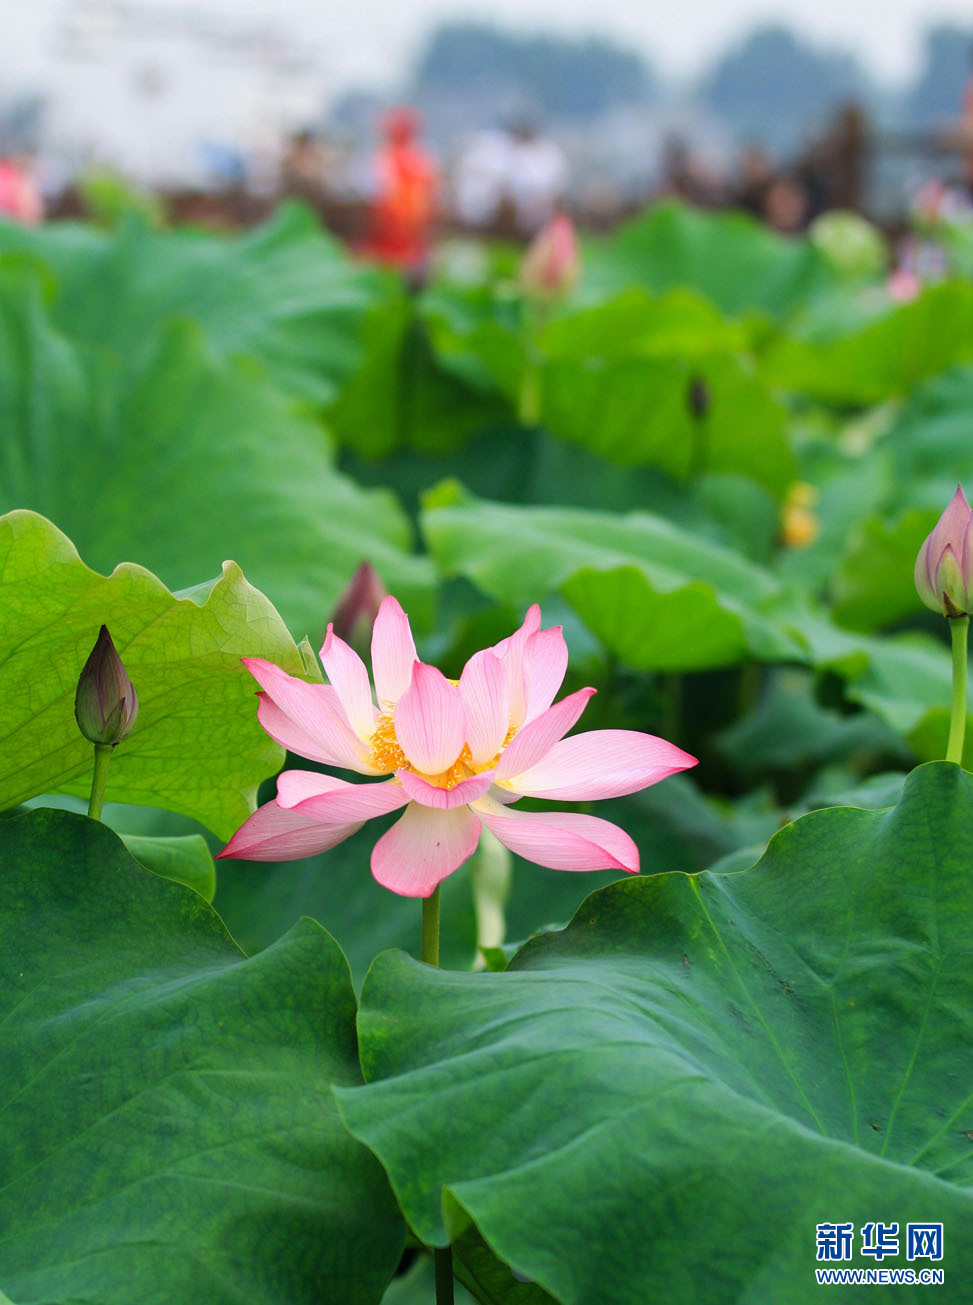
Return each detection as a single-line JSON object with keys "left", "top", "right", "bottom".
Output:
{"left": 537, "top": 353, "right": 688, "bottom": 469}
{"left": 420, "top": 284, "right": 526, "bottom": 402}
{"left": 0, "top": 270, "right": 432, "bottom": 637}
{"left": 325, "top": 277, "right": 412, "bottom": 457}
{"left": 420, "top": 283, "right": 793, "bottom": 495}
{"left": 0, "top": 203, "right": 386, "bottom": 404}
{"left": 421, "top": 486, "right": 805, "bottom": 669}
{"left": 716, "top": 669, "right": 910, "bottom": 781}
{"left": 338, "top": 763, "right": 973, "bottom": 1305}
{"left": 122, "top": 832, "right": 217, "bottom": 901}
{"left": 582, "top": 200, "right": 836, "bottom": 317}
{"left": 402, "top": 338, "right": 515, "bottom": 457}
{"left": 785, "top": 609, "right": 973, "bottom": 767}
{"left": 387, "top": 309, "right": 514, "bottom": 458}
{"left": 420, "top": 284, "right": 747, "bottom": 403}
{"left": 878, "top": 369, "right": 973, "bottom": 510}
{"left": 831, "top": 508, "right": 938, "bottom": 631}
{"left": 763, "top": 282, "right": 973, "bottom": 403}
{"left": 775, "top": 436, "right": 893, "bottom": 595}
{"left": 0, "top": 510, "right": 301, "bottom": 839}
{"left": 824, "top": 369, "right": 973, "bottom": 630}
{"left": 537, "top": 351, "right": 794, "bottom": 496}
{"left": 537, "top": 287, "right": 749, "bottom": 360}
{"left": 0, "top": 808, "right": 404, "bottom": 1304}
{"left": 498, "top": 778, "right": 779, "bottom": 956}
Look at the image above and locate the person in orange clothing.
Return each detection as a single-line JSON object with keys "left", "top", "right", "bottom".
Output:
{"left": 360, "top": 107, "right": 438, "bottom": 278}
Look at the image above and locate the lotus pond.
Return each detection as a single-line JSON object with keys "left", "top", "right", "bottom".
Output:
{"left": 0, "top": 202, "right": 971, "bottom": 1304}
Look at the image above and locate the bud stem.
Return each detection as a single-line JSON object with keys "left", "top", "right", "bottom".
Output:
{"left": 688, "top": 395, "right": 709, "bottom": 479}
{"left": 946, "top": 616, "right": 969, "bottom": 765}
{"left": 420, "top": 884, "right": 454, "bottom": 1302}
{"left": 518, "top": 360, "right": 540, "bottom": 426}
{"left": 518, "top": 302, "right": 546, "bottom": 426}
{"left": 87, "top": 743, "right": 113, "bottom": 821}
{"left": 421, "top": 883, "right": 440, "bottom": 968}
{"left": 434, "top": 1247, "right": 455, "bottom": 1305}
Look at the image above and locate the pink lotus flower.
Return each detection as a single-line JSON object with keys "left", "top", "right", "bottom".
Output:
{"left": 218, "top": 598, "right": 696, "bottom": 897}
{"left": 915, "top": 485, "right": 973, "bottom": 618}
{"left": 521, "top": 214, "right": 580, "bottom": 298}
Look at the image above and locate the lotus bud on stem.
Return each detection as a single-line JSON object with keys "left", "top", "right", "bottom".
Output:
{"left": 520, "top": 213, "right": 580, "bottom": 301}
{"left": 74, "top": 625, "right": 138, "bottom": 819}
{"left": 914, "top": 486, "right": 973, "bottom": 764}
{"left": 330, "top": 561, "right": 386, "bottom": 663}
{"left": 519, "top": 214, "right": 580, "bottom": 426}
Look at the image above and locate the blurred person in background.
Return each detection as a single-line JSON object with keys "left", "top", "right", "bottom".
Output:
{"left": 818, "top": 103, "right": 867, "bottom": 211}
{"left": 0, "top": 152, "right": 42, "bottom": 224}
{"left": 762, "top": 172, "right": 810, "bottom": 232}
{"left": 358, "top": 106, "right": 439, "bottom": 279}
{"left": 452, "top": 127, "right": 514, "bottom": 229}
{"left": 504, "top": 114, "right": 569, "bottom": 236}
{"left": 280, "top": 128, "right": 330, "bottom": 207}
{"left": 734, "top": 143, "right": 774, "bottom": 216}
{"left": 657, "top": 134, "right": 726, "bottom": 208}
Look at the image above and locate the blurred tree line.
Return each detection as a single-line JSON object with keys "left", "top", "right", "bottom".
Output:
{"left": 410, "top": 20, "right": 972, "bottom": 153}
{"left": 414, "top": 23, "right": 654, "bottom": 120}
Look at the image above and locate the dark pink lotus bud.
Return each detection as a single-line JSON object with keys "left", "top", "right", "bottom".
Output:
{"left": 74, "top": 625, "right": 139, "bottom": 745}
{"left": 520, "top": 214, "right": 580, "bottom": 298}
{"left": 914, "top": 486, "right": 973, "bottom": 617}
{"left": 330, "top": 562, "right": 387, "bottom": 659}
{"left": 687, "top": 375, "right": 710, "bottom": 421}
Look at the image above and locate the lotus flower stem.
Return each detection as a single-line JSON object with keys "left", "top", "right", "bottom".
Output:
{"left": 947, "top": 616, "right": 969, "bottom": 765}
{"left": 421, "top": 886, "right": 454, "bottom": 1300}
{"left": 87, "top": 743, "right": 113, "bottom": 821}
{"left": 421, "top": 885, "right": 441, "bottom": 969}
{"left": 434, "top": 1247, "right": 455, "bottom": 1305}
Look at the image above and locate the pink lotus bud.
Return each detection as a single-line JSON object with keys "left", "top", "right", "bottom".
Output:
{"left": 75, "top": 625, "right": 139, "bottom": 745}
{"left": 687, "top": 375, "right": 710, "bottom": 421}
{"left": 520, "top": 214, "right": 580, "bottom": 298}
{"left": 914, "top": 486, "right": 973, "bottom": 617}
{"left": 330, "top": 561, "right": 387, "bottom": 659}
{"left": 887, "top": 267, "right": 920, "bottom": 304}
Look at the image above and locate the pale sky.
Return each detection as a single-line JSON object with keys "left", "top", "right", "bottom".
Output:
{"left": 6, "top": 0, "right": 973, "bottom": 96}
{"left": 4, "top": 0, "right": 971, "bottom": 181}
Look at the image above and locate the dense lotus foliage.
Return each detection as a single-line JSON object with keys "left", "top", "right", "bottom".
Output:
{"left": 1, "top": 201, "right": 972, "bottom": 1304}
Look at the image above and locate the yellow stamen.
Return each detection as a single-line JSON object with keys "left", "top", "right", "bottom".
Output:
{"left": 369, "top": 711, "right": 409, "bottom": 773}
{"left": 368, "top": 711, "right": 519, "bottom": 788}
{"left": 427, "top": 745, "right": 475, "bottom": 790}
